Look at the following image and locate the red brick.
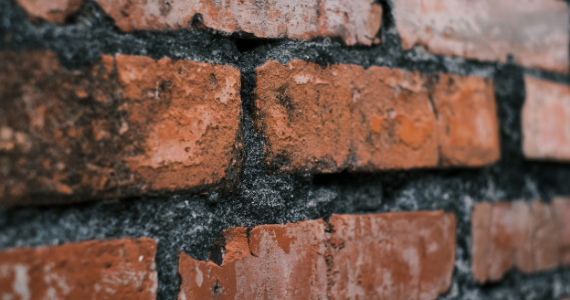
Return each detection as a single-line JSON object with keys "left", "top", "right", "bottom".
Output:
{"left": 15, "top": 0, "right": 84, "bottom": 23}
{"left": 254, "top": 60, "right": 499, "bottom": 173}
{"left": 471, "top": 200, "right": 569, "bottom": 282}
{"left": 93, "top": 0, "right": 382, "bottom": 46}
{"left": 432, "top": 74, "right": 500, "bottom": 167}
{"left": 0, "top": 51, "right": 242, "bottom": 207}
{"left": 530, "top": 200, "right": 560, "bottom": 271}
{"left": 522, "top": 76, "right": 570, "bottom": 161}
{"left": 178, "top": 211, "right": 456, "bottom": 300}
{"left": 553, "top": 197, "right": 570, "bottom": 265}
{"left": 327, "top": 211, "right": 456, "bottom": 300}
{"left": 0, "top": 238, "right": 157, "bottom": 300}
{"left": 178, "top": 221, "right": 328, "bottom": 300}
{"left": 392, "top": 0, "right": 569, "bottom": 73}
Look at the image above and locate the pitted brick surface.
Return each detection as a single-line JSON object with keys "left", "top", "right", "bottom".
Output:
{"left": 0, "top": 51, "right": 242, "bottom": 207}
{"left": 0, "top": 238, "right": 157, "bottom": 300}
{"left": 392, "top": 0, "right": 569, "bottom": 73}
{"left": 92, "top": 0, "right": 382, "bottom": 46}
{"left": 254, "top": 60, "right": 499, "bottom": 173}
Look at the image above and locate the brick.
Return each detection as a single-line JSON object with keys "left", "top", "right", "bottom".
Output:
{"left": 0, "top": 51, "right": 242, "bottom": 207}
{"left": 93, "top": 0, "right": 382, "bottom": 46}
{"left": 392, "top": 0, "right": 569, "bottom": 73}
{"left": 0, "top": 238, "right": 157, "bottom": 300}
{"left": 432, "top": 74, "right": 500, "bottom": 167}
{"left": 178, "top": 221, "right": 328, "bottom": 300}
{"left": 522, "top": 76, "right": 570, "bottom": 161}
{"left": 530, "top": 200, "right": 560, "bottom": 271}
{"left": 179, "top": 211, "right": 456, "bottom": 300}
{"left": 553, "top": 197, "right": 570, "bottom": 265}
{"left": 327, "top": 211, "right": 456, "bottom": 300}
{"left": 15, "top": 0, "right": 84, "bottom": 23}
{"left": 254, "top": 60, "right": 499, "bottom": 173}
{"left": 471, "top": 199, "right": 569, "bottom": 282}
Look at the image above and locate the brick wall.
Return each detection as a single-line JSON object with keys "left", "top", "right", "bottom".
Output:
{"left": 1, "top": 0, "right": 570, "bottom": 299}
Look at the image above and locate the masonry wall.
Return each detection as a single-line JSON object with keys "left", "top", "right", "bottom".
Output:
{"left": 1, "top": 0, "right": 570, "bottom": 299}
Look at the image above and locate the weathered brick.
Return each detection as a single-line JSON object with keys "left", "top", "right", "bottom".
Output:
{"left": 15, "top": 0, "right": 84, "bottom": 23}
{"left": 553, "top": 197, "right": 570, "bottom": 265}
{"left": 0, "top": 51, "right": 242, "bottom": 207}
{"left": 178, "top": 221, "right": 328, "bottom": 299}
{"left": 392, "top": 0, "right": 569, "bottom": 73}
{"left": 254, "top": 60, "right": 499, "bottom": 173}
{"left": 522, "top": 76, "right": 570, "bottom": 161}
{"left": 179, "top": 211, "right": 456, "bottom": 300}
{"left": 0, "top": 238, "right": 157, "bottom": 300}
{"left": 92, "top": 0, "right": 382, "bottom": 46}
{"left": 471, "top": 199, "right": 569, "bottom": 282}
{"left": 432, "top": 74, "right": 500, "bottom": 167}
{"left": 327, "top": 211, "right": 456, "bottom": 300}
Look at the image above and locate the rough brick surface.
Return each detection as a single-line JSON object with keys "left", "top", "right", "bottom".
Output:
{"left": 471, "top": 199, "right": 570, "bottom": 283}
{"left": 15, "top": 0, "right": 84, "bottom": 23}
{"left": 327, "top": 211, "right": 456, "bottom": 300}
{"left": 0, "top": 238, "right": 157, "bottom": 300}
{"left": 93, "top": 0, "right": 382, "bottom": 46}
{"left": 522, "top": 76, "right": 570, "bottom": 161}
{"left": 392, "top": 0, "right": 569, "bottom": 73}
{"left": 0, "top": 51, "right": 242, "bottom": 207}
{"left": 432, "top": 74, "right": 500, "bottom": 167}
{"left": 254, "top": 60, "right": 499, "bottom": 173}
{"left": 179, "top": 211, "right": 456, "bottom": 300}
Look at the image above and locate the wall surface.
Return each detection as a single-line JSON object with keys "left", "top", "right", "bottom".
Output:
{"left": 1, "top": 0, "right": 570, "bottom": 299}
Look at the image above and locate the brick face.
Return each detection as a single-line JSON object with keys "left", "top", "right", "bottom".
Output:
{"left": 178, "top": 211, "right": 456, "bottom": 300}
{"left": 92, "top": 0, "right": 382, "bottom": 46}
{"left": 471, "top": 199, "right": 570, "bottom": 283}
{"left": 254, "top": 60, "right": 499, "bottom": 173}
{"left": 15, "top": 0, "right": 84, "bottom": 23}
{"left": 392, "top": 0, "right": 569, "bottom": 73}
{"left": 522, "top": 76, "right": 570, "bottom": 161}
{"left": 0, "top": 238, "right": 157, "bottom": 300}
{"left": 0, "top": 51, "right": 242, "bottom": 207}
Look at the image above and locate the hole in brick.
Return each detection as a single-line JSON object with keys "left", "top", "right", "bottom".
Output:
{"left": 208, "top": 235, "right": 226, "bottom": 266}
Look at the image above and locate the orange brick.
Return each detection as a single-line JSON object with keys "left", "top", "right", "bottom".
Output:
{"left": 530, "top": 200, "right": 560, "bottom": 271}
{"left": 254, "top": 60, "right": 499, "bottom": 173}
{"left": 0, "top": 51, "right": 242, "bottom": 207}
{"left": 522, "top": 76, "right": 570, "bottom": 161}
{"left": 92, "top": 0, "right": 382, "bottom": 46}
{"left": 471, "top": 202, "right": 492, "bottom": 283}
{"left": 178, "top": 211, "right": 456, "bottom": 300}
{"left": 432, "top": 74, "right": 500, "bottom": 167}
{"left": 393, "top": 0, "right": 569, "bottom": 73}
{"left": 0, "top": 238, "right": 157, "bottom": 300}
{"left": 15, "top": 0, "right": 84, "bottom": 23}
{"left": 327, "top": 211, "right": 456, "bottom": 300}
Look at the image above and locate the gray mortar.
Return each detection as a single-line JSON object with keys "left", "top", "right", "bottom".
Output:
{"left": 1, "top": 0, "right": 570, "bottom": 299}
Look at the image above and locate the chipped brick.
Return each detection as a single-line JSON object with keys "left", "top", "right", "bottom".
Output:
{"left": 15, "top": 0, "right": 84, "bottom": 23}
{"left": 522, "top": 76, "right": 570, "bottom": 161}
{"left": 0, "top": 51, "right": 242, "bottom": 207}
{"left": 179, "top": 211, "right": 456, "bottom": 300}
{"left": 392, "top": 0, "right": 569, "bottom": 73}
{"left": 93, "top": 0, "right": 382, "bottom": 46}
{"left": 0, "top": 238, "right": 157, "bottom": 300}
{"left": 254, "top": 60, "right": 499, "bottom": 173}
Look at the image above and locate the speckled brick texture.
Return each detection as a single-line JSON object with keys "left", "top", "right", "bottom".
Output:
{"left": 178, "top": 211, "right": 455, "bottom": 300}
{"left": 0, "top": 238, "right": 157, "bottom": 300}
{"left": 0, "top": 51, "right": 243, "bottom": 207}
{"left": 254, "top": 60, "right": 499, "bottom": 173}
